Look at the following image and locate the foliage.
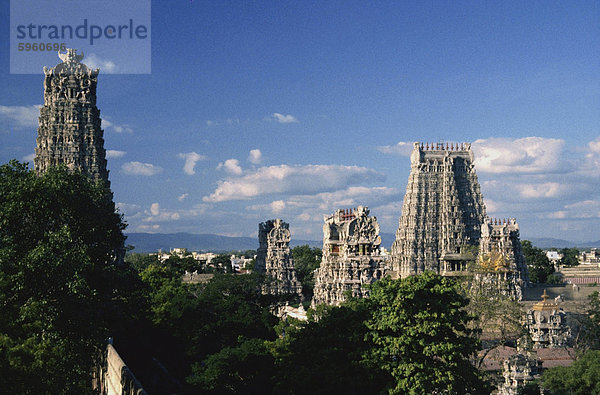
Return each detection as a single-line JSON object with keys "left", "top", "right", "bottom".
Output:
{"left": 522, "top": 240, "right": 554, "bottom": 283}
{"left": 363, "top": 272, "right": 488, "bottom": 394}
{"left": 0, "top": 161, "right": 132, "bottom": 393}
{"left": 272, "top": 299, "right": 386, "bottom": 394}
{"left": 559, "top": 247, "right": 580, "bottom": 267}
{"left": 465, "top": 288, "right": 525, "bottom": 346}
{"left": 291, "top": 245, "right": 322, "bottom": 298}
{"left": 541, "top": 349, "right": 600, "bottom": 394}
{"left": 188, "top": 338, "right": 274, "bottom": 393}
{"left": 125, "top": 252, "right": 160, "bottom": 272}
{"left": 211, "top": 253, "right": 233, "bottom": 273}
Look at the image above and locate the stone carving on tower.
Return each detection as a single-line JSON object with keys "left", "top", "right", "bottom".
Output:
{"left": 391, "top": 142, "right": 487, "bottom": 277}
{"left": 256, "top": 219, "right": 303, "bottom": 296}
{"left": 312, "top": 206, "right": 389, "bottom": 306}
{"left": 473, "top": 217, "right": 529, "bottom": 300}
{"left": 525, "top": 290, "right": 571, "bottom": 348}
{"left": 34, "top": 49, "right": 110, "bottom": 187}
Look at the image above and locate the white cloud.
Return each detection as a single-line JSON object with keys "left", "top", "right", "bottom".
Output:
{"left": 217, "top": 159, "right": 243, "bottom": 175}
{"left": 248, "top": 149, "right": 263, "bottom": 164}
{"left": 178, "top": 193, "right": 189, "bottom": 202}
{"left": 116, "top": 202, "right": 143, "bottom": 216}
{"left": 178, "top": 152, "right": 207, "bottom": 175}
{"left": 377, "top": 141, "right": 415, "bottom": 156}
{"left": 101, "top": 118, "right": 133, "bottom": 134}
{"left": 150, "top": 202, "right": 160, "bottom": 216}
{"left": 472, "top": 137, "right": 564, "bottom": 174}
{"left": 106, "top": 150, "right": 126, "bottom": 159}
{"left": 516, "top": 182, "right": 567, "bottom": 199}
{"left": 270, "top": 200, "right": 286, "bottom": 213}
{"left": 204, "top": 164, "right": 385, "bottom": 202}
{"left": 22, "top": 153, "right": 35, "bottom": 162}
{"left": 549, "top": 200, "right": 600, "bottom": 219}
{"left": 121, "top": 161, "right": 163, "bottom": 176}
{"left": 84, "top": 53, "right": 117, "bottom": 73}
{"left": 0, "top": 105, "right": 41, "bottom": 128}
{"left": 271, "top": 113, "right": 298, "bottom": 123}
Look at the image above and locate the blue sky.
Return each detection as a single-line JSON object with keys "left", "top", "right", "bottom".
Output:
{"left": 1, "top": 1, "right": 599, "bottom": 243}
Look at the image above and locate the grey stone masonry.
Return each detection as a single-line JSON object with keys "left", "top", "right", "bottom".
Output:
{"left": 312, "top": 206, "right": 389, "bottom": 306}
{"left": 392, "top": 142, "right": 486, "bottom": 277}
{"left": 34, "top": 49, "right": 109, "bottom": 187}
{"left": 256, "top": 219, "right": 302, "bottom": 296}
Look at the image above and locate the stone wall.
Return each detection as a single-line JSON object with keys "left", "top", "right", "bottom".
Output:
{"left": 94, "top": 344, "right": 146, "bottom": 395}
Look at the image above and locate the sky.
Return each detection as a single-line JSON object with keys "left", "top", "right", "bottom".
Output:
{"left": 0, "top": 1, "right": 599, "bottom": 244}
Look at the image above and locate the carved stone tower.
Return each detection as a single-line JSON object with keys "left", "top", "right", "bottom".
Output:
{"left": 34, "top": 49, "right": 109, "bottom": 187}
{"left": 392, "top": 142, "right": 486, "bottom": 277}
{"left": 312, "top": 206, "right": 389, "bottom": 306}
{"left": 256, "top": 219, "right": 302, "bottom": 296}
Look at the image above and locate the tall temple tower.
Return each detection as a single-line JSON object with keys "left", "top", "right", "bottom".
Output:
{"left": 312, "top": 206, "right": 388, "bottom": 306}
{"left": 34, "top": 49, "right": 109, "bottom": 187}
{"left": 256, "top": 219, "right": 303, "bottom": 297}
{"left": 391, "top": 142, "right": 486, "bottom": 277}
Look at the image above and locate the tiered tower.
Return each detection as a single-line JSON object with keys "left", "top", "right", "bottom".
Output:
{"left": 392, "top": 142, "right": 486, "bottom": 277}
{"left": 312, "top": 206, "right": 388, "bottom": 306}
{"left": 34, "top": 49, "right": 109, "bottom": 186}
{"left": 256, "top": 219, "right": 303, "bottom": 296}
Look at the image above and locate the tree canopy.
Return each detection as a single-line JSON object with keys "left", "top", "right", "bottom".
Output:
{"left": 522, "top": 240, "right": 554, "bottom": 283}
{"left": 364, "top": 272, "right": 488, "bottom": 394}
{"left": 0, "top": 161, "right": 135, "bottom": 393}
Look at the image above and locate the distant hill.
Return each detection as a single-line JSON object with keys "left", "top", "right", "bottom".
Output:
{"left": 125, "top": 232, "right": 321, "bottom": 253}
{"left": 124, "top": 232, "right": 598, "bottom": 254}
{"left": 525, "top": 237, "right": 600, "bottom": 249}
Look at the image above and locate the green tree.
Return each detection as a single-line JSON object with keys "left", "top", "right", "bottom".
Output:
{"left": 522, "top": 240, "right": 554, "bottom": 283}
{"left": 559, "top": 247, "right": 580, "bottom": 267}
{"left": 211, "top": 253, "right": 233, "bottom": 273}
{"left": 291, "top": 245, "right": 322, "bottom": 298}
{"left": 364, "top": 272, "right": 488, "bottom": 394}
{"left": 0, "top": 161, "right": 132, "bottom": 393}
{"left": 272, "top": 299, "right": 386, "bottom": 394}
{"left": 542, "top": 349, "right": 600, "bottom": 394}
{"left": 125, "top": 252, "right": 160, "bottom": 272}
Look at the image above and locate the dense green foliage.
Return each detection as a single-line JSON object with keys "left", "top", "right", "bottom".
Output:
{"left": 558, "top": 247, "right": 580, "bottom": 267}
{"left": 291, "top": 245, "right": 322, "bottom": 298}
{"left": 364, "top": 272, "right": 488, "bottom": 394}
{"left": 0, "top": 161, "right": 491, "bottom": 394}
{"left": 0, "top": 161, "right": 138, "bottom": 393}
{"left": 522, "top": 240, "right": 554, "bottom": 283}
{"left": 542, "top": 349, "right": 600, "bottom": 394}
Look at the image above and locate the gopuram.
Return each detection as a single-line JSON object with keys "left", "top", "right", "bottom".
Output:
{"left": 312, "top": 206, "right": 388, "bottom": 306}
{"left": 525, "top": 290, "right": 571, "bottom": 348}
{"left": 392, "top": 142, "right": 486, "bottom": 277}
{"left": 34, "top": 49, "right": 109, "bottom": 186}
{"left": 256, "top": 219, "right": 303, "bottom": 296}
{"left": 474, "top": 217, "right": 529, "bottom": 300}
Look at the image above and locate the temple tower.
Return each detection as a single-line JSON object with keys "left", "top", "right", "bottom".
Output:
{"left": 34, "top": 49, "right": 109, "bottom": 187}
{"left": 392, "top": 142, "right": 486, "bottom": 277}
{"left": 256, "top": 219, "right": 303, "bottom": 296}
{"left": 312, "top": 206, "right": 389, "bottom": 306}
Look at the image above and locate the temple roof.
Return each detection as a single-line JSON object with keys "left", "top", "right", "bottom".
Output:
{"left": 532, "top": 289, "right": 559, "bottom": 312}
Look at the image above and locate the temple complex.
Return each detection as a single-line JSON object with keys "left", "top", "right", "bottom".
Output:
{"left": 256, "top": 219, "right": 302, "bottom": 296}
{"left": 525, "top": 290, "right": 571, "bottom": 348}
{"left": 34, "top": 49, "right": 109, "bottom": 186}
{"left": 391, "top": 142, "right": 487, "bottom": 277}
{"left": 312, "top": 206, "right": 389, "bottom": 306}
